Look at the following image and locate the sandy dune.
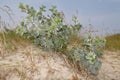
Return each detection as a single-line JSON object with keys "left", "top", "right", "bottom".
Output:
{"left": 0, "top": 44, "right": 120, "bottom": 80}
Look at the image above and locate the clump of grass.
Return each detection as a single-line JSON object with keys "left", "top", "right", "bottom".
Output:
{"left": 0, "top": 29, "right": 33, "bottom": 49}
{"left": 3, "top": 30, "right": 32, "bottom": 42}
{"left": 0, "top": 29, "right": 33, "bottom": 58}
{"left": 105, "top": 33, "right": 120, "bottom": 51}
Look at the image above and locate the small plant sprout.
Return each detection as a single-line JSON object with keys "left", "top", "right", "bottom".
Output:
{"left": 85, "top": 51, "right": 96, "bottom": 64}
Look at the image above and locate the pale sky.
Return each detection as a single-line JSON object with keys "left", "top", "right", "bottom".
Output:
{"left": 0, "top": 0, "right": 120, "bottom": 35}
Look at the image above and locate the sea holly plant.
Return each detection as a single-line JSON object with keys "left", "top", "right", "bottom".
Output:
{"left": 69, "top": 34, "right": 106, "bottom": 74}
{"left": 16, "top": 3, "right": 106, "bottom": 74}
{"left": 16, "top": 3, "right": 82, "bottom": 52}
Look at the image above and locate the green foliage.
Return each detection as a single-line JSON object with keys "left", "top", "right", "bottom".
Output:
{"left": 69, "top": 35, "right": 106, "bottom": 74}
{"left": 17, "top": 3, "right": 106, "bottom": 75}
{"left": 16, "top": 3, "right": 82, "bottom": 52}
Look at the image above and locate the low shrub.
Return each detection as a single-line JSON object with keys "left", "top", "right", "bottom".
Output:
{"left": 16, "top": 3, "right": 106, "bottom": 74}
{"left": 16, "top": 3, "right": 81, "bottom": 52}
{"left": 69, "top": 35, "right": 106, "bottom": 74}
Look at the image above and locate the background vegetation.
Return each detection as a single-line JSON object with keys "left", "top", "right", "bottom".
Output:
{"left": 105, "top": 34, "right": 120, "bottom": 51}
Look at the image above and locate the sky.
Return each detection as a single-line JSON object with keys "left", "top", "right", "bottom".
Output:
{"left": 0, "top": 0, "right": 120, "bottom": 35}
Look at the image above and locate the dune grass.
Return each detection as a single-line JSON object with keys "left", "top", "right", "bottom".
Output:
{"left": 0, "top": 29, "right": 33, "bottom": 52}
{"left": 0, "top": 30, "right": 87, "bottom": 80}
{"left": 105, "top": 33, "right": 120, "bottom": 51}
